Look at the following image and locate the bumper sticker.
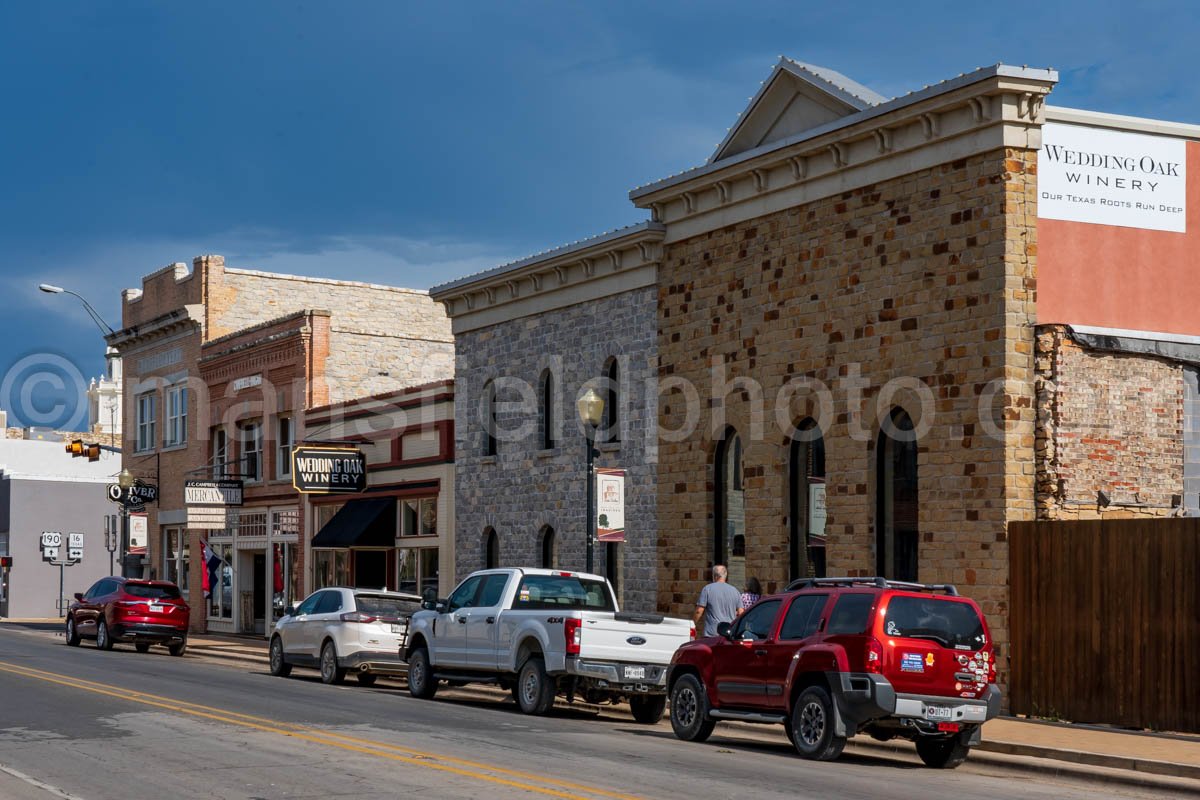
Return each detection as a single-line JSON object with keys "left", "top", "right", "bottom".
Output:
{"left": 901, "top": 652, "right": 925, "bottom": 673}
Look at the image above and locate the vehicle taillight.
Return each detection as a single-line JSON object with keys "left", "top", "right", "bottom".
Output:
{"left": 987, "top": 651, "right": 997, "bottom": 684}
{"left": 340, "top": 612, "right": 379, "bottom": 624}
{"left": 564, "top": 617, "right": 582, "bottom": 655}
{"left": 689, "top": 625, "right": 697, "bottom": 640}
{"left": 866, "top": 637, "right": 884, "bottom": 674}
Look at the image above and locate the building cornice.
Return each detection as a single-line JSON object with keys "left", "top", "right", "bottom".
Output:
{"left": 429, "top": 223, "right": 665, "bottom": 334}
{"left": 1045, "top": 105, "right": 1200, "bottom": 140}
{"left": 105, "top": 305, "right": 203, "bottom": 351}
{"left": 629, "top": 65, "right": 1057, "bottom": 243}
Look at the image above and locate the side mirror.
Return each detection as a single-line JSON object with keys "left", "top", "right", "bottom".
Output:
{"left": 284, "top": 605, "right": 296, "bottom": 617}
{"left": 716, "top": 621, "right": 733, "bottom": 640}
{"left": 423, "top": 597, "right": 448, "bottom": 612}
{"left": 73, "top": 592, "right": 84, "bottom": 602}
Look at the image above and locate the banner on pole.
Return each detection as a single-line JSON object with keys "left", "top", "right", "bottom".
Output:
{"left": 596, "top": 468, "right": 625, "bottom": 543}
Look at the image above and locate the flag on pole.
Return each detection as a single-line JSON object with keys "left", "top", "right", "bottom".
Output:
{"left": 201, "top": 539, "right": 222, "bottom": 600}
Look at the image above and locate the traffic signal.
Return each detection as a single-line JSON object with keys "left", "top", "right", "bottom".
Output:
{"left": 86, "top": 443, "right": 101, "bottom": 462}
{"left": 66, "top": 439, "right": 84, "bottom": 457}
{"left": 0, "top": 556, "right": 12, "bottom": 568}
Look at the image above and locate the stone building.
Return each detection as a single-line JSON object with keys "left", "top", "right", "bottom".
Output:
{"left": 430, "top": 225, "right": 663, "bottom": 611}
{"left": 106, "top": 256, "right": 453, "bottom": 633}
{"left": 432, "top": 56, "right": 1200, "bottom": 680}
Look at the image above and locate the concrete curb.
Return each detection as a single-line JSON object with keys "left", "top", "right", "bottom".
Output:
{"left": 113, "top": 641, "right": 1200, "bottom": 792}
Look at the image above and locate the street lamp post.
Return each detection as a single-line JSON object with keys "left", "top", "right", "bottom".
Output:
{"left": 117, "top": 468, "right": 135, "bottom": 578}
{"left": 38, "top": 284, "right": 116, "bottom": 336}
{"left": 575, "top": 388, "right": 605, "bottom": 574}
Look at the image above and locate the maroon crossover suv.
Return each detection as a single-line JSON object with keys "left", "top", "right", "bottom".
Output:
{"left": 66, "top": 577, "right": 190, "bottom": 656}
{"left": 668, "top": 577, "right": 1000, "bottom": 768}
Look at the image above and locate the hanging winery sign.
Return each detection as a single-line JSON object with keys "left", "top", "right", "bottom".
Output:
{"left": 292, "top": 446, "right": 367, "bottom": 494}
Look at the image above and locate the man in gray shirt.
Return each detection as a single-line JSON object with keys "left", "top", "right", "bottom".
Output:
{"left": 693, "top": 564, "right": 742, "bottom": 637}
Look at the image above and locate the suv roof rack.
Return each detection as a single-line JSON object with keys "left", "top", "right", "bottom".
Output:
{"left": 783, "top": 576, "right": 958, "bottom": 597}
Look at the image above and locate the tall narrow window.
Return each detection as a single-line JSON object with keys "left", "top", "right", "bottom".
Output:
{"left": 876, "top": 408, "right": 918, "bottom": 582}
{"left": 241, "top": 421, "right": 262, "bottom": 482}
{"left": 605, "top": 541, "right": 620, "bottom": 599}
{"left": 540, "top": 370, "right": 555, "bottom": 449}
{"left": 483, "top": 380, "right": 497, "bottom": 456}
{"left": 136, "top": 392, "right": 157, "bottom": 452}
{"left": 165, "top": 385, "right": 188, "bottom": 446}
{"left": 276, "top": 416, "right": 293, "bottom": 479}
{"left": 484, "top": 528, "right": 499, "bottom": 569}
{"left": 540, "top": 525, "right": 556, "bottom": 569}
{"left": 714, "top": 429, "right": 746, "bottom": 589}
{"left": 603, "top": 357, "right": 620, "bottom": 442}
{"left": 212, "top": 427, "right": 228, "bottom": 478}
{"left": 789, "top": 421, "right": 827, "bottom": 581}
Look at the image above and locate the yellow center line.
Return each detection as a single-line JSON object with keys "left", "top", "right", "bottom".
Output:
{"left": 0, "top": 661, "right": 645, "bottom": 800}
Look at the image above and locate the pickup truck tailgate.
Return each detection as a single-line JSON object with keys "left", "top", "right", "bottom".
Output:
{"left": 580, "top": 612, "right": 693, "bottom": 665}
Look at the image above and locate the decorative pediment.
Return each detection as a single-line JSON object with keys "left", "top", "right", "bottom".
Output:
{"left": 710, "top": 58, "right": 885, "bottom": 163}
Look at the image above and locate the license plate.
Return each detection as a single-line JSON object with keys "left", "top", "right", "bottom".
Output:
{"left": 924, "top": 705, "right": 953, "bottom": 721}
{"left": 390, "top": 623, "right": 406, "bottom": 634}
{"left": 150, "top": 604, "right": 167, "bottom": 614}
{"left": 623, "top": 666, "right": 646, "bottom": 681}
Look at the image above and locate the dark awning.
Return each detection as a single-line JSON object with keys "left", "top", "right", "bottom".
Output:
{"left": 311, "top": 498, "right": 395, "bottom": 548}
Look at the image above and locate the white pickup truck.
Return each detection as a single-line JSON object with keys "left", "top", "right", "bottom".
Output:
{"left": 404, "top": 568, "right": 695, "bottom": 722}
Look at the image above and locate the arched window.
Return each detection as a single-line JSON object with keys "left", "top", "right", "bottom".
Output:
{"left": 540, "top": 525, "right": 556, "bottom": 569}
{"left": 714, "top": 429, "right": 746, "bottom": 589}
{"left": 789, "top": 420, "right": 827, "bottom": 581}
{"left": 540, "top": 370, "right": 555, "bottom": 450}
{"left": 876, "top": 408, "right": 918, "bottom": 581}
{"left": 484, "top": 527, "right": 499, "bottom": 569}
{"left": 603, "top": 357, "right": 620, "bottom": 442}
{"left": 605, "top": 541, "right": 620, "bottom": 598}
{"left": 483, "top": 380, "right": 497, "bottom": 456}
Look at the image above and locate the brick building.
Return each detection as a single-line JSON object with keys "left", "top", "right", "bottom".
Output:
{"left": 432, "top": 56, "right": 1200, "bottom": 679}
{"left": 106, "top": 256, "right": 453, "bottom": 633}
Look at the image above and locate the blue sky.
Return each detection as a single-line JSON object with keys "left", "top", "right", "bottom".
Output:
{"left": 2, "top": 1, "right": 1196, "bottom": 428}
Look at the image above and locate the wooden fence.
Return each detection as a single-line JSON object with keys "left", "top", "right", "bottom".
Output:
{"left": 1009, "top": 518, "right": 1200, "bottom": 732}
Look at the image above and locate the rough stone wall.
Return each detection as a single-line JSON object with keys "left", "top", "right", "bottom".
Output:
{"left": 207, "top": 263, "right": 454, "bottom": 396}
{"left": 656, "top": 149, "right": 1039, "bottom": 674}
{"left": 453, "top": 287, "right": 659, "bottom": 612}
{"left": 1035, "top": 326, "right": 1183, "bottom": 519}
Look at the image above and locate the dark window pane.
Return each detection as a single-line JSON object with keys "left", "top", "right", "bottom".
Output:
{"left": 825, "top": 593, "right": 875, "bottom": 635}
{"left": 511, "top": 575, "right": 615, "bottom": 611}
{"left": 883, "top": 596, "right": 986, "bottom": 649}
{"left": 732, "top": 599, "right": 781, "bottom": 640}
{"left": 779, "top": 594, "right": 827, "bottom": 640}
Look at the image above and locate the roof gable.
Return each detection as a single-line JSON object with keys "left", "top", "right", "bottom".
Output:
{"left": 710, "top": 57, "right": 887, "bottom": 163}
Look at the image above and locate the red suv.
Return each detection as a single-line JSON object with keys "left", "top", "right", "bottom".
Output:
{"left": 668, "top": 577, "right": 999, "bottom": 769}
{"left": 66, "top": 577, "right": 190, "bottom": 656}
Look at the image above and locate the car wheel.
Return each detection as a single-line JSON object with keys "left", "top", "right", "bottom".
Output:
{"left": 168, "top": 637, "right": 187, "bottom": 657}
{"left": 630, "top": 694, "right": 667, "bottom": 724}
{"left": 916, "top": 735, "right": 970, "bottom": 769}
{"left": 669, "top": 674, "right": 716, "bottom": 742}
{"left": 96, "top": 619, "right": 113, "bottom": 651}
{"left": 320, "top": 641, "right": 346, "bottom": 685}
{"left": 516, "top": 656, "right": 556, "bottom": 715}
{"left": 268, "top": 636, "right": 292, "bottom": 677}
{"left": 134, "top": 642, "right": 151, "bottom": 654}
{"left": 790, "top": 686, "right": 846, "bottom": 761}
{"left": 356, "top": 672, "right": 377, "bottom": 687}
{"left": 407, "top": 647, "right": 438, "bottom": 699}
{"left": 65, "top": 616, "right": 80, "bottom": 647}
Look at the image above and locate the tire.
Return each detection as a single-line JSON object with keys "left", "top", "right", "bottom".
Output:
{"left": 790, "top": 686, "right": 846, "bottom": 761}
{"left": 320, "top": 641, "right": 346, "bottom": 685}
{"left": 168, "top": 637, "right": 187, "bottom": 657}
{"left": 65, "top": 616, "right": 80, "bottom": 647}
{"left": 916, "top": 736, "right": 970, "bottom": 769}
{"left": 630, "top": 694, "right": 667, "bottom": 724}
{"left": 515, "top": 657, "right": 556, "bottom": 715}
{"left": 407, "top": 647, "right": 438, "bottom": 699}
{"left": 669, "top": 674, "right": 716, "bottom": 742}
{"left": 96, "top": 619, "right": 113, "bottom": 651}
{"left": 269, "top": 636, "right": 292, "bottom": 677}
{"left": 356, "top": 672, "right": 377, "bottom": 687}
{"left": 135, "top": 642, "right": 151, "bottom": 654}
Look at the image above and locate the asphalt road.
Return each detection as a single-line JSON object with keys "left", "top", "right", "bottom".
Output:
{"left": 0, "top": 626, "right": 1183, "bottom": 800}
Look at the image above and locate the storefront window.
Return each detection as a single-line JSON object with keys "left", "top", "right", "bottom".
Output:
{"left": 240, "top": 511, "right": 268, "bottom": 538}
{"left": 313, "top": 549, "right": 350, "bottom": 590}
{"left": 272, "top": 542, "right": 298, "bottom": 620}
{"left": 401, "top": 497, "right": 437, "bottom": 537}
{"left": 162, "top": 528, "right": 189, "bottom": 591}
{"left": 208, "top": 541, "right": 233, "bottom": 619}
{"left": 398, "top": 547, "right": 439, "bottom": 595}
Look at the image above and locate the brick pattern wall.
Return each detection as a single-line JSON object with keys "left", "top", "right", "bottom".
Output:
{"left": 656, "top": 149, "right": 1039, "bottom": 671}
{"left": 1035, "top": 326, "right": 1183, "bottom": 519}
{"left": 453, "top": 287, "right": 659, "bottom": 612}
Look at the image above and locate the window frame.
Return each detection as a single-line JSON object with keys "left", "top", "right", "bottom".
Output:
{"left": 778, "top": 593, "right": 829, "bottom": 641}
{"left": 240, "top": 421, "right": 263, "bottom": 482}
{"left": 603, "top": 357, "right": 620, "bottom": 442}
{"left": 824, "top": 592, "right": 877, "bottom": 636}
{"left": 276, "top": 416, "right": 293, "bottom": 480}
{"left": 212, "top": 427, "right": 228, "bottom": 478}
{"left": 164, "top": 384, "right": 188, "bottom": 447}
{"left": 731, "top": 598, "right": 783, "bottom": 641}
{"left": 135, "top": 392, "right": 157, "bottom": 452}
{"left": 540, "top": 369, "right": 556, "bottom": 450}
